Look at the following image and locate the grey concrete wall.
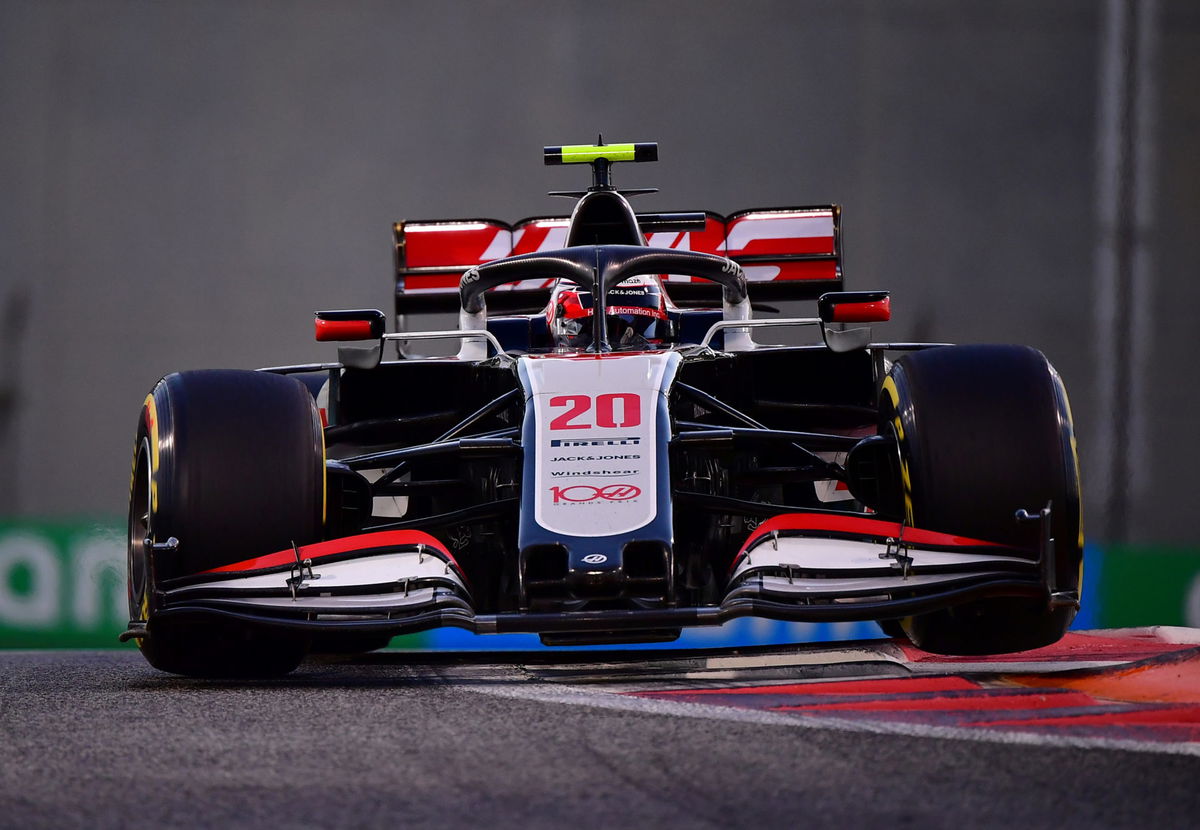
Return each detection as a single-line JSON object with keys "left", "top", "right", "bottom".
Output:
{"left": 1, "top": 0, "right": 1195, "bottom": 544}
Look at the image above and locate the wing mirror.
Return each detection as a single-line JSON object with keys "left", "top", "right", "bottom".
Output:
{"left": 817, "top": 291, "right": 890, "bottom": 353}
{"left": 315, "top": 309, "right": 386, "bottom": 341}
{"left": 314, "top": 309, "right": 386, "bottom": 369}
{"left": 818, "top": 291, "right": 890, "bottom": 323}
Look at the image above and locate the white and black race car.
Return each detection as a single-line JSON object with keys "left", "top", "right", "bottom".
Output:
{"left": 124, "top": 142, "right": 1083, "bottom": 677}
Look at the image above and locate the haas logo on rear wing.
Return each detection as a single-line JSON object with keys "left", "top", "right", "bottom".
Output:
{"left": 393, "top": 207, "right": 842, "bottom": 315}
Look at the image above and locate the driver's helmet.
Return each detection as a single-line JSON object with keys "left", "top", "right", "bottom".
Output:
{"left": 547, "top": 276, "right": 669, "bottom": 351}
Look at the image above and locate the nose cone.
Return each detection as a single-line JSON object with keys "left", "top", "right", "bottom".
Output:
{"left": 519, "top": 540, "right": 672, "bottom": 609}
{"left": 567, "top": 549, "right": 626, "bottom": 599}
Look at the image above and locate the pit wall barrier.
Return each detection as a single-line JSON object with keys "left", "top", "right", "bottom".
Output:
{"left": 1, "top": 521, "right": 1195, "bottom": 650}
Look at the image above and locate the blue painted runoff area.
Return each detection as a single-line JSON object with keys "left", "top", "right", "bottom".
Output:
{"left": 419, "top": 617, "right": 888, "bottom": 652}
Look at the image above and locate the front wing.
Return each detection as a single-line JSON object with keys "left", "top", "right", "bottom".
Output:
{"left": 128, "top": 513, "right": 1067, "bottom": 641}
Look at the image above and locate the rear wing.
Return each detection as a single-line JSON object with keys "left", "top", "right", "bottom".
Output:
{"left": 394, "top": 206, "right": 842, "bottom": 317}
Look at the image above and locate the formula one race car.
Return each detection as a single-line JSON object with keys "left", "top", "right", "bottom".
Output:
{"left": 124, "top": 142, "right": 1083, "bottom": 677}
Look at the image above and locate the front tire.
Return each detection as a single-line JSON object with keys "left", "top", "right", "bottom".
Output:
{"left": 880, "top": 345, "right": 1082, "bottom": 655}
{"left": 127, "top": 370, "right": 324, "bottom": 677}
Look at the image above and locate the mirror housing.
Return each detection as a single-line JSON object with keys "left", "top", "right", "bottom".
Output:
{"left": 817, "top": 291, "right": 890, "bottom": 324}
{"left": 315, "top": 309, "right": 386, "bottom": 370}
{"left": 817, "top": 291, "right": 890, "bottom": 353}
{"left": 315, "top": 309, "right": 386, "bottom": 342}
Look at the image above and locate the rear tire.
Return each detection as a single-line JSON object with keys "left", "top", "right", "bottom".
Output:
{"left": 880, "top": 345, "right": 1082, "bottom": 655}
{"left": 127, "top": 370, "right": 324, "bottom": 677}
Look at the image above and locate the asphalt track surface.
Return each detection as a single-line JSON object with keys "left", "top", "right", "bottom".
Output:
{"left": 2, "top": 645, "right": 1198, "bottom": 830}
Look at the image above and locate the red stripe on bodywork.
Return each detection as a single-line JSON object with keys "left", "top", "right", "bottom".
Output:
{"left": 736, "top": 513, "right": 1007, "bottom": 559}
{"left": 830, "top": 297, "right": 891, "bottom": 323}
{"left": 202, "top": 530, "right": 456, "bottom": 574}
{"left": 523, "top": 352, "right": 651, "bottom": 362}
{"left": 402, "top": 272, "right": 464, "bottom": 291}
{"left": 315, "top": 318, "right": 375, "bottom": 342}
